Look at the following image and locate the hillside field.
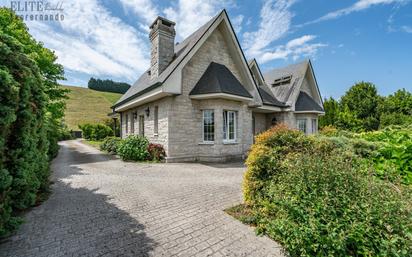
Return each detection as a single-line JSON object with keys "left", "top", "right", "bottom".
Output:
{"left": 63, "top": 85, "right": 122, "bottom": 130}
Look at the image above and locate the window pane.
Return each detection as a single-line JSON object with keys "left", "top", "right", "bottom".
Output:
{"left": 154, "top": 106, "right": 159, "bottom": 134}
{"left": 312, "top": 119, "right": 317, "bottom": 133}
{"left": 297, "top": 119, "right": 306, "bottom": 133}
{"left": 223, "top": 111, "right": 227, "bottom": 140}
{"left": 203, "top": 110, "right": 214, "bottom": 141}
{"left": 229, "top": 112, "right": 235, "bottom": 140}
{"left": 125, "top": 114, "right": 128, "bottom": 134}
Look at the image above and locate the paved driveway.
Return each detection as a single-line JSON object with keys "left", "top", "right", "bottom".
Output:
{"left": 0, "top": 140, "right": 283, "bottom": 257}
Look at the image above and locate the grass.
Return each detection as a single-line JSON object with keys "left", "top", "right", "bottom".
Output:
{"left": 63, "top": 85, "right": 122, "bottom": 130}
{"left": 225, "top": 204, "right": 257, "bottom": 225}
{"left": 83, "top": 140, "right": 103, "bottom": 149}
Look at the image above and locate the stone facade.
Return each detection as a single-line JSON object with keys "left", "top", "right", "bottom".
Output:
{"left": 121, "top": 97, "right": 171, "bottom": 153}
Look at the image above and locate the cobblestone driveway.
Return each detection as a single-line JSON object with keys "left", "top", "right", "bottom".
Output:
{"left": 0, "top": 140, "right": 283, "bottom": 257}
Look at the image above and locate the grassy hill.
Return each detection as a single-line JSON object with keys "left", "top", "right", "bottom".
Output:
{"left": 63, "top": 85, "right": 122, "bottom": 130}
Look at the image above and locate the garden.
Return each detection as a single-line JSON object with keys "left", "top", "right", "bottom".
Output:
{"left": 228, "top": 82, "right": 412, "bottom": 257}
{"left": 227, "top": 124, "right": 412, "bottom": 257}
{"left": 79, "top": 123, "right": 166, "bottom": 162}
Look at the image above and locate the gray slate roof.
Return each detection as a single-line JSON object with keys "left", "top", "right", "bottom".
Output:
{"left": 263, "top": 60, "right": 309, "bottom": 104}
{"left": 114, "top": 11, "right": 222, "bottom": 107}
{"left": 189, "top": 62, "right": 252, "bottom": 98}
{"left": 257, "top": 87, "right": 286, "bottom": 107}
{"left": 295, "top": 91, "right": 324, "bottom": 112}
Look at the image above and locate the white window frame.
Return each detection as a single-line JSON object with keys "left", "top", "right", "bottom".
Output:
{"left": 311, "top": 118, "right": 317, "bottom": 134}
{"left": 297, "top": 119, "right": 307, "bottom": 134}
{"left": 223, "top": 110, "right": 237, "bottom": 143}
{"left": 202, "top": 110, "right": 215, "bottom": 143}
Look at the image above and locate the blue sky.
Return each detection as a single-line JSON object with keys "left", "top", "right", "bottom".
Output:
{"left": 1, "top": 0, "right": 411, "bottom": 99}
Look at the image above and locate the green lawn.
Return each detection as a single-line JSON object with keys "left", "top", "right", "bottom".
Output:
{"left": 63, "top": 85, "right": 122, "bottom": 130}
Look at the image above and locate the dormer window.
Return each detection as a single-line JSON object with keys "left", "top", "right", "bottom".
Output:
{"left": 272, "top": 75, "right": 292, "bottom": 87}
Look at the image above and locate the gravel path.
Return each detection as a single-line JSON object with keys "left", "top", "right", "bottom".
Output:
{"left": 0, "top": 140, "right": 283, "bottom": 257}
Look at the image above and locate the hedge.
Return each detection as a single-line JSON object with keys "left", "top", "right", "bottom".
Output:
{"left": 243, "top": 124, "right": 412, "bottom": 256}
{"left": 0, "top": 8, "right": 67, "bottom": 237}
{"left": 79, "top": 123, "right": 113, "bottom": 141}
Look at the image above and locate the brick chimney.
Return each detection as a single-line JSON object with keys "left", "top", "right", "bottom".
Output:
{"left": 149, "top": 16, "right": 176, "bottom": 79}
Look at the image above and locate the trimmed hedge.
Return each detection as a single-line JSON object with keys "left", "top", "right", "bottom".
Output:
{"left": 243, "top": 124, "right": 412, "bottom": 256}
{"left": 79, "top": 123, "right": 113, "bottom": 141}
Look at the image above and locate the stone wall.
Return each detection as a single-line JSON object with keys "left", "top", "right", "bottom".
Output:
{"left": 253, "top": 113, "right": 267, "bottom": 135}
{"left": 120, "top": 97, "right": 171, "bottom": 153}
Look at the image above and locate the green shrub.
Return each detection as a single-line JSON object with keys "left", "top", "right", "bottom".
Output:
{"left": 0, "top": 8, "right": 67, "bottom": 237}
{"left": 257, "top": 153, "right": 412, "bottom": 257}
{"left": 243, "top": 124, "right": 412, "bottom": 256}
{"left": 79, "top": 123, "right": 113, "bottom": 141}
{"left": 147, "top": 143, "right": 166, "bottom": 161}
{"left": 100, "top": 137, "right": 122, "bottom": 154}
{"left": 117, "top": 135, "right": 149, "bottom": 161}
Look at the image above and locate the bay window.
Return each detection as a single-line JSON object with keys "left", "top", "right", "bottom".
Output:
{"left": 297, "top": 119, "right": 307, "bottom": 134}
{"left": 202, "top": 110, "right": 214, "bottom": 142}
{"left": 311, "top": 118, "right": 317, "bottom": 134}
{"left": 223, "top": 110, "right": 237, "bottom": 142}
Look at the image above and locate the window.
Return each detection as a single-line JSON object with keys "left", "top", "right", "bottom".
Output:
{"left": 223, "top": 110, "right": 236, "bottom": 142}
{"left": 154, "top": 106, "right": 159, "bottom": 135}
{"left": 139, "top": 115, "right": 145, "bottom": 136}
{"left": 297, "top": 119, "right": 307, "bottom": 134}
{"left": 125, "top": 114, "right": 129, "bottom": 134}
{"left": 202, "top": 110, "right": 214, "bottom": 142}
{"left": 272, "top": 75, "right": 292, "bottom": 87}
{"left": 311, "top": 119, "right": 317, "bottom": 133}
{"left": 131, "top": 112, "right": 135, "bottom": 134}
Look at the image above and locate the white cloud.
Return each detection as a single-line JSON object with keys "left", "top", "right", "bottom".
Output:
{"left": 163, "top": 0, "right": 233, "bottom": 39}
{"left": 117, "top": 0, "right": 158, "bottom": 24}
{"left": 401, "top": 25, "right": 412, "bottom": 33}
{"left": 302, "top": 0, "right": 409, "bottom": 26}
{"left": 231, "top": 15, "right": 244, "bottom": 33}
{"left": 26, "top": 0, "right": 150, "bottom": 82}
{"left": 259, "top": 35, "right": 327, "bottom": 63}
{"left": 243, "top": 0, "right": 296, "bottom": 57}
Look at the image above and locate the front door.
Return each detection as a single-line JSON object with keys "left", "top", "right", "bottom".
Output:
{"left": 139, "top": 115, "right": 144, "bottom": 136}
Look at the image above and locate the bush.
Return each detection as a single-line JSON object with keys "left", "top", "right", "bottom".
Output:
{"left": 243, "top": 124, "right": 412, "bottom": 256}
{"left": 0, "top": 8, "right": 67, "bottom": 237}
{"left": 100, "top": 137, "right": 122, "bottom": 154}
{"left": 117, "top": 135, "right": 149, "bottom": 161}
{"left": 258, "top": 153, "right": 412, "bottom": 257}
{"left": 147, "top": 143, "right": 166, "bottom": 161}
{"left": 79, "top": 123, "right": 113, "bottom": 141}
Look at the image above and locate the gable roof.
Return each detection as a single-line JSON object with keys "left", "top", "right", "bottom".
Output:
{"left": 295, "top": 91, "right": 324, "bottom": 112}
{"left": 114, "top": 11, "right": 222, "bottom": 108}
{"left": 263, "top": 60, "right": 309, "bottom": 104}
{"left": 189, "top": 62, "right": 252, "bottom": 98}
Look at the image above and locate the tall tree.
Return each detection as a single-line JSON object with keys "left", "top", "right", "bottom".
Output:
{"left": 379, "top": 89, "right": 412, "bottom": 127}
{"left": 340, "top": 82, "right": 382, "bottom": 131}
{"left": 319, "top": 97, "right": 339, "bottom": 128}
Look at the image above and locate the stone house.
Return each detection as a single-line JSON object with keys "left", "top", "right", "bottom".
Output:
{"left": 112, "top": 10, "right": 324, "bottom": 162}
